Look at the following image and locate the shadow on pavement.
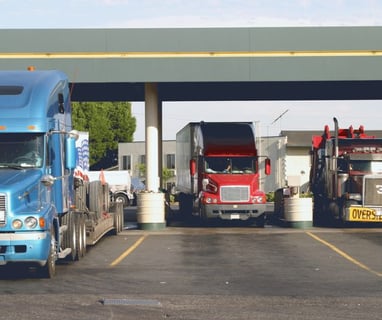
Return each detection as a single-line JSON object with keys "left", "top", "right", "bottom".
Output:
{"left": 124, "top": 204, "right": 276, "bottom": 228}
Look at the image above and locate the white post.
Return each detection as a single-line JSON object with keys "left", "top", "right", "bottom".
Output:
{"left": 145, "top": 83, "right": 160, "bottom": 192}
{"left": 137, "top": 83, "right": 165, "bottom": 230}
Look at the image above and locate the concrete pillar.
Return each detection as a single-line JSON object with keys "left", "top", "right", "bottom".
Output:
{"left": 137, "top": 83, "right": 165, "bottom": 230}
{"left": 145, "top": 83, "right": 159, "bottom": 192}
{"left": 158, "top": 100, "right": 163, "bottom": 189}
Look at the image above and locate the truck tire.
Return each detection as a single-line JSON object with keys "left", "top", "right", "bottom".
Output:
{"left": 313, "top": 195, "right": 326, "bottom": 227}
{"left": 119, "top": 207, "right": 124, "bottom": 232}
{"left": 89, "top": 181, "right": 104, "bottom": 219}
{"left": 245, "top": 215, "right": 265, "bottom": 228}
{"left": 74, "top": 212, "right": 86, "bottom": 259}
{"left": 340, "top": 200, "right": 357, "bottom": 226}
{"left": 255, "top": 214, "right": 265, "bottom": 228}
{"left": 113, "top": 212, "right": 120, "bottom": 235}
{"left": 179, "top": 193, "right": 193, "bottom": 218}
{"left": 114, "top": 193, "right": 130, "bottom": 208}
{"left": 314, "top": 196, "right": 337, "bottom": 227}
{"left": 40, "top": 227, "right": 56, "bottom": 278}
{"left": 75, "top": 179, "right": 88, "bottom": 212}
{"left": 80, "top": 213, "right": 87, "bottom": 256}
{"left": 111, "top": 202, "right": 124, "bottom": 234}
{"left": 62, "top": 212, "right": 78, "bottom": 261}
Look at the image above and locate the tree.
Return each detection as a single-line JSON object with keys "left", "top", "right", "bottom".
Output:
{"left": 71, "top": 101, "right": 136, "bottom": 168}
{"left": 136, "top": 163, "right": 174, "bottom": 189}
{"left": 162, "top": 167, "right": 174, "bottom": 189}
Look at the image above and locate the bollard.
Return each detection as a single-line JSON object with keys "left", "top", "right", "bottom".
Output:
{"left": 283, "top": 197, "right": 313, "bottom": 228}
{"left": 137, "top": 192, "right": 166, "bottom": 230}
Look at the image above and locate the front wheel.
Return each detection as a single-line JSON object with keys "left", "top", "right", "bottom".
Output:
{"left": 62, "top": 212, "right": 77, "bottom": 261}
{"left": 178, "top": 193, "right": 193, "bottom": 218}
{"left": 111, "top": 202, "right": 124, "bottom": 234}
{"left": 339, "top": 200, "right": 357, "bottom": 227}
{"left": 74, "top": 212, "right": 86, "bottom": 259}
{"left": 246, "top": 215, "right": 265, "bottom": 228}
{"left": 255, "top": 214, "right": 265, "bottom": 228}
{"left": 40, "top": 227, "right": 56, "bottom": 278}
{"left": 114, "top": 193, "right": 130, "bottom": 208}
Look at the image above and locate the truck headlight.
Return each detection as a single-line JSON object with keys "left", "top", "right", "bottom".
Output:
{"left": 12, "top": 219, "right": 23, "bottom": 229}
{"left": 252, "top": 196, "right": 265, "bottom": 204}
{"left": 25, "top": 216, "right": 38, "bottom": 229}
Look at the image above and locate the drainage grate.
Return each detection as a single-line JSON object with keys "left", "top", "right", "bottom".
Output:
{"left": 100, "top": 298, "right": 161, "bottom": 306}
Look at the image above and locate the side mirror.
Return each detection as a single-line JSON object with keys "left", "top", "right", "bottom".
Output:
{"left": 65, "top": 136, "right": 77, "bottom": 169}
{"left": 189, "top": 159, "right": 196, "bottom": 176}
{"left": 265, "top": 158, "right": 271, "bottom": 175}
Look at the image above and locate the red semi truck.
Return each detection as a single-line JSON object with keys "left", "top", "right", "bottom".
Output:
{"left": 310, "top": 117, "right": 382, "bottom": 226}
{"left": 176, "top": 122, "right": 271, "bottom": 226}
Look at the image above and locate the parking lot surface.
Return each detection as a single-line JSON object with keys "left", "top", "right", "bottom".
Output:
{"left": 1, "top": 208, "right": 382, "bottom": 320}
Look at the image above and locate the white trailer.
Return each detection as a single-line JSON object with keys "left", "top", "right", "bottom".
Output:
{"left": 87, "top": 170, "right": 134, "bottom": 207}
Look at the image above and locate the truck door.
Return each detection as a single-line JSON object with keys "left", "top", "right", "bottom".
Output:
{"left": 49, "top": 132, "right": 69, "bottom": 214}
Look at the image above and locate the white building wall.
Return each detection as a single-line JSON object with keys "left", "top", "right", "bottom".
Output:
{"left": 285, "top": 149, "right": 311, "bottom": 193}
{"left": 118, "top": 141, "right": 176, "bottom": 189}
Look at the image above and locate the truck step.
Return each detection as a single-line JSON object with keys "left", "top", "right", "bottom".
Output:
{"left": 58, "top": 247, "right": 72, "bottom": 259}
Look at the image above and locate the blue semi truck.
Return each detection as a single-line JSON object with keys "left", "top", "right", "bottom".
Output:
{"left": 0, "top": 69, "right": 123, "bottom": 277}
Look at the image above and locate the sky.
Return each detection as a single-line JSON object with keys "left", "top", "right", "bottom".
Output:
{"left": 1, "top": 0, "right": 382, "bottom": 140}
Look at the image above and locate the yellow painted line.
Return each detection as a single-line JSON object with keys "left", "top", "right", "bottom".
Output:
{"left": 110, "top": 235, "right": 147, "bottom": 267}
{"left": 306, "top": 231, "right": 382, "bottom": 277}
{"left": 0, "top": 50, "right": 382, "bottom": 59}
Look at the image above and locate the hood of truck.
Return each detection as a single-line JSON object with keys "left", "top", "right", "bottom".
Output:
{"left": 206, "top": 174, "right": 259, "bottom": 188}
{"left": 0, "top": 169, "right": 42, "bottom": 193}
{"left": 0, "top": 169, "right": 53, "bottom": 231}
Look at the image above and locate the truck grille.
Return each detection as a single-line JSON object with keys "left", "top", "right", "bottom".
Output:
{"left": 364, "top": 176, "right": 382, "bottom": 207}
{"left": 221, "top": 186, "right": 249, "bottom": 202}
{"left": 0, "top": 194, "right": 6, "bottom": 225}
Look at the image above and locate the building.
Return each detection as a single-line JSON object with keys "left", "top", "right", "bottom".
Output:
{"left": 279, "top": 130, "right": 321, "bottom": 193}
{"left": 118, "top": 140, "right": 176, "bottom": 190}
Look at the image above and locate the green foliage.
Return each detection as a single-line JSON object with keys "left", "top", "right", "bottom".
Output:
{"left": 71, "top": 101, "right": 136, "bottom": 166}
{"left": 300, "top": 192, "right": 313, "bottom": 198}
{"left": 162, "top": 167, "right": 174, "bottom": 185}
{"left": 266, "top": 192, "right": 275, "bottom": 202}
{"left": 136, "top": 164, "right": 174, "bottom": 189}
{"left": 136, "top": 163, "right": 146, "bottom": 177}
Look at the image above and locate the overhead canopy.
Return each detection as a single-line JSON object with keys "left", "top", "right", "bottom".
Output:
{"left": 0, "top": 27, "right": 382, "bottom": 101}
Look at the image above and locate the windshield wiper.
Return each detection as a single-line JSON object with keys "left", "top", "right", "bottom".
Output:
{"left": 0, "top": 163, "right": 25, "bottom": 170}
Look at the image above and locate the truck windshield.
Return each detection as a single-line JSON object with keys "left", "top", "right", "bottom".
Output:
{"left": 204, "top": 157, "right": 256, "bottom": 174}
{"left": 0, "top": 133, "right": 44, "bottom": 168}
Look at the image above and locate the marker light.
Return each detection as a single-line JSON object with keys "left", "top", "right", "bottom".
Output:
{"left": 39, "top": 217, "right": 46, "bottom": 228}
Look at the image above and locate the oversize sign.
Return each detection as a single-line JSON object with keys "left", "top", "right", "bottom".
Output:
{"left": 349, "top": 207, "right": 382, "bottom": 222}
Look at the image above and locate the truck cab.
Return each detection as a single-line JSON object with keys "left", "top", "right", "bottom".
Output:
{"left": 177, "top": 121, "right": 271, "bottom": 226}
{"left": 0, "top": 70, "right": 75, "bottom": 275}
{"left": 310, "top": 118, "right": 382, "bottom": 225}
